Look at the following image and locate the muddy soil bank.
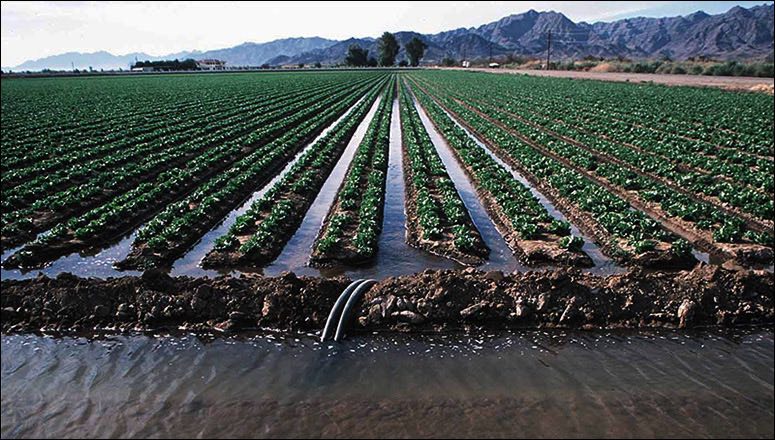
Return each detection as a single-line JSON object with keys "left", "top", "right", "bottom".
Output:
{"left": 1, "top": 266, "right": 772, "bottom": 334}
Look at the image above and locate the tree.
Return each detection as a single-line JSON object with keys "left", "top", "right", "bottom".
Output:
{"left": 377, "top": 32, "right": 399, "bottom": 66}
{"left": 345, "top": 44, "right": 369, "bottom": 67}
{"left": 398, "top": 60, "right": 408, "bottom": 67}
{"left": 367, "top": 56, "right": 378, "bottom": 67}
{"left": 314, "top": 62, "right": 322, "bottom": 68}
{"left": 405, "top": 37, "right": 428, "bottom": 67}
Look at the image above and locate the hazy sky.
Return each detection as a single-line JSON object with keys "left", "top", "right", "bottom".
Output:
{"left": 2, "top": 1, "right": 772, "bottom": 67}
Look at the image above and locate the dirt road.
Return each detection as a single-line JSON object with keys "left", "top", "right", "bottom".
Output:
{"left": 441, "top": 67, "right": 775, "bottom": 93}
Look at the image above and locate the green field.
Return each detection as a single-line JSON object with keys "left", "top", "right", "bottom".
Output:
{"left": 1, "top": 70, "right": 773, "bottom": 275}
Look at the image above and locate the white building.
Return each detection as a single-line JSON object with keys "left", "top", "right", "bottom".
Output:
{"left": 197, "top": 59, "right": 226, "bottom": 70}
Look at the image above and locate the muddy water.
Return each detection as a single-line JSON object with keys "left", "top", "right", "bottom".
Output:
{"left": 413, "top": 98, "right": 524, "bottom": 273}
{"left": 0, "top": 230, "right": 144, "bottom": 281}
{"left": 2, "top": 329, "right": 772, "bottom": 438}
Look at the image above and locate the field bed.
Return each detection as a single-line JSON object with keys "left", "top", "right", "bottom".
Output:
{"left": 409, "top": 84, "right": 592, "bottom": 267}
{"left": 202, "top": 80, "right": 387, "bottom": 268}
{"left": 464, "top": 96, "right": 774, "bottom": 230}
{"left": 454, "top": 68, "right": 774, "bottom": 148}
{"left": 1, "top": 75, "right": 380, "bottom": 250}
{"left": 414, "top": 74, "right": 774, "bottom": 220}
{"left": 1, "top": 70, "right": 772, "bottom": 283}
{"left": 119, "top": 78, "right": 388, "bottom": 270}
{"left": 412, "top": 75, "right": 773, "bottom": 266}
{"left": 4, "top": 77, "right": 386, "bottom": 269}
{"left": 457, "top": 100, "right": 772, "bottom": 264}
{"left": 398, "top": 81, "right": 489, "bottom": 265}
{"left": 410, "top": 80, "right": 695, "bottom": 268}
{"left": 311, "top": 77, "right": 396, "bottom": 266}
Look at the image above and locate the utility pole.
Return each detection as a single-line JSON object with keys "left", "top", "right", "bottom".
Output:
{"left": 545, "top": 31, "right": 552, "bottom": 70}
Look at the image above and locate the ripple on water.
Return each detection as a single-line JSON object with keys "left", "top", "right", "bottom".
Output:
{"left": 1, "top": 329, "right": 773, "bottom": 438}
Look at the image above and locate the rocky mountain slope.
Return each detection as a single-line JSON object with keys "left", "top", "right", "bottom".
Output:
{"left": 9, "top": 4, "right": 773, "bottom": 70}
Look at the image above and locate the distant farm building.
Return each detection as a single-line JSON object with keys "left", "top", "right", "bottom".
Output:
{"left": 197, "top": 59, "right": 226, "bottom": 70}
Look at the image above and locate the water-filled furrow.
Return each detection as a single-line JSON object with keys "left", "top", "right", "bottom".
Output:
{"left": 412, "top": 97, "right": 523, "bottom": 273}
{"left": 434, "top": 104, "right": 624, "bottom": 275}
{"left": 261, "top": 97, "right": 384, "bottom": 276}
{"left": 327, "top": 98, "right": 461, "bottom": 278}
{"left": 169, "top": 94, "right": 375, "bottom": 278}
{"left": 0, "top": 228, "right": 143, "bottom": 280}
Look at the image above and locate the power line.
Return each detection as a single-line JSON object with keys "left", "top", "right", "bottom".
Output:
{"left": 546, "top": 31, "right": 552, "bottom": 70}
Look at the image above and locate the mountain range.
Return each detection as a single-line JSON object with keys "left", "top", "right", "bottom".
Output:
{"left": 8, "top": 4, "right": 774, "bottom": 71}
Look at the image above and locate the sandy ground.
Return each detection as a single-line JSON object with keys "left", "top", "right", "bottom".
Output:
{"left": 440, "top": 67, "right": 775, "bottom": 93}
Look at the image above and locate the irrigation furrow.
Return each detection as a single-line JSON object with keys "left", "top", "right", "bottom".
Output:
{"left": 412, "top": 80, "right": 697, "bottom": 268}
{"left": 398, "top": 80, "right": 489, "bottom": 266}
{"left": 4, "top": 76, "right": 387, "bottom": 269}
{"left": 310, "top": 78, "right": 396, "bottom": 266}
{"left": 201, "top": 80, "right": 387, "bottom": 268}
{"left": 461, "top": 97, "right": 774, "bottom": 233}
{"left": 411, "top": 94, "right": 523, "bottom": 271}
{"left": 448, "top": 97, "right": 754, "bottom": 264}
{"left": 270, "top": 97, "right": 384, "bottom": 271}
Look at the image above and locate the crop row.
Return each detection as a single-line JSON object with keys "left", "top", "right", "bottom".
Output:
{"left": 1, "top": 75, "right": 377, "bottom": 249}
{"left": 445, "top": 93, "right": 773, "bottom": 250}
{"left": 2, "top": 75, "right": 266, "bottom": 167}
{"left": 311, "top": 76, "right": 397, "bottom": 265}
{"left": 1, "top": 73, "right": 342, "bottom": 164}
{"left": 466, "top": 94, "right": 774, "bottom": 228}
{"left": 416, "top": 71, "right": 773, "bottom": 158}
{"left": 440, "top": 78, "right": 774, "bottom": 196}
{"left": 2, "top": 81, "right": 327, "bottom": 205}
{"left": 117, "top": 76, "right": 388, "bottom": 269}
{"left": 202, "top": 78, "right": 388, "bottom": 267}
{"left": 398, "top": 80, "right": 488, "bottom": 265}
{"left": 1, "top": 80, "right": 338, "bottom": 187}
{"left": 2, "top": 88, "right": 256, "bottom": 174}
{"left": 411, "top": 78, "right": 694, "bottom": 267}
{"left": 4, "top": 74, "right": 387, "bottom": 268}
{"left": 409, "top": 82, "right": 592, "bottom": 266}
{"left": 412, "top": 74, "right": 771, "bottom": 239}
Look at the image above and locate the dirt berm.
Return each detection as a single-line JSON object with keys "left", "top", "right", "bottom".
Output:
{"left": 1, "top": 265, "right": 772, "bottom": 334}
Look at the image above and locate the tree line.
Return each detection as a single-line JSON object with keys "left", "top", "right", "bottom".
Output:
{"left": 345, "top": 33, "right": 428, "bottom": 67}
{"left": 132, "top": 59, "right": 199, "bottom": 71}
